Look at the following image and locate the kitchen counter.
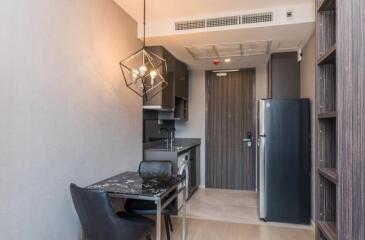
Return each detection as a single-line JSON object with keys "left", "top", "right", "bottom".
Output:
{"left": 144, "top": 138, "right": 201, "bottom": 154}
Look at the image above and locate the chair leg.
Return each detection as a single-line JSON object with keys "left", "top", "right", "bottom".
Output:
{"left": 164, "top": 215, "right": 171, "bottom": 240}
{"left": 167, "top": 215, "right": 173, "bottom": 232}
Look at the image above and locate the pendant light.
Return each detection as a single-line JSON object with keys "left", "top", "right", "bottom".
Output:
{"left": 120, "top": 0, "right": 168, "bottom": 101}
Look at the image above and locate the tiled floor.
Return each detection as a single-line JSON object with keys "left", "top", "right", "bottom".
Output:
{"left": 168, "top": 218, "right": 315, "bottom": 240}
{"left": 185, "top": 188, "right": 260, "bottom": 224}
{"left": 156, "top": 188, "right": 315, "bottom": 240}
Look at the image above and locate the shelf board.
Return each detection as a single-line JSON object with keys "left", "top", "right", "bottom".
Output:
{"left": 318, "top": 221, "right": 337, "bottom": 240}
{"left": 318, "top": 168, "right": 338, "bottom": 184}
{"left": 318, "top": 111, "right": 337, "bottom": 119}
{"left": 317, "top": 0, "right": 336, "bottom": 12}
{"left": 318, "top": 45, "right": 336, "bottom": 65}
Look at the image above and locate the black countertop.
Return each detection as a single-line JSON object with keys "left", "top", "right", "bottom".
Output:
{"left": 144, "top": 138, "right": 201, "bottom": 154}
{"left": 87, "top": 172, "right": 184, "bottom": 198}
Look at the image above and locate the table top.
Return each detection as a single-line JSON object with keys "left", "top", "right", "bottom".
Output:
{"left": 87, "top": 172, "right": 184, "bottom": 199}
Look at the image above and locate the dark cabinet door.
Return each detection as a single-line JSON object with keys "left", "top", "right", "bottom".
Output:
{"left": 270, "top": 52, "right": 300, "bottom": 99}
{"left": 188, "top": 146, "right": 200, "bottom": 198}
{"left": 143, "top": 46, "right": 176, "bottom": 109}
{"left": 175, "top": 60, "right": 189, "bottom": 99}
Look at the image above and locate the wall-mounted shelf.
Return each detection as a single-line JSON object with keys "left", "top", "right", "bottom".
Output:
{"left": 318, "top": 221, "right": 337, "bottom": 240}
{"left": 318, "top": 111, "right": 337, "bottom": 119}
{"left": 318, "top": 45, "right": 336, "bottom": 65}
{"left": 317, "top": 0, "right": 335, "bottom": 12}
{"left": 318, "top": 168, "right": 337, "bottom": 184}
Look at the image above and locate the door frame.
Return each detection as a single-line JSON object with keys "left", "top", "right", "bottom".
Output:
{"left": 205, "top": 68, "right": 257, "bottom": 190}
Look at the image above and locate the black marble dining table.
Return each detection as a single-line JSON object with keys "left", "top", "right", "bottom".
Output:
{"left": 86, "top": 171, "right": 186, "bottom": 240}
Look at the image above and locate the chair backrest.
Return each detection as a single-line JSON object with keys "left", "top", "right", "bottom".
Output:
{"left": 70, "top": 183, "right": 120, "bottom": 240}
{"left": 138, "top": 161, "right": 173, "bottom": 179}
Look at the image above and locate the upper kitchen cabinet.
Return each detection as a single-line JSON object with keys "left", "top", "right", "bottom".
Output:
{"left": 269, "top": 52, "right": 300, "bottom": 99}
{"left": 143, "top": 46, "right": 189, "bottom": 121}
{"left": 143, "top": 46, "right": 176, "bottom": 110}
{"left": 174, "top": 60, "right": 189, "bottom": 121}
{"left": 175, "top": 60, "right": 189, "bottom": 99}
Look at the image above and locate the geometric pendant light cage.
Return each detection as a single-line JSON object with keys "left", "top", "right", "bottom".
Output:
{"left": 119, "top": 0, "right": 168, "bottom": 101}
{"left": 120, "top": 48, "right": 168, "bottom": 101}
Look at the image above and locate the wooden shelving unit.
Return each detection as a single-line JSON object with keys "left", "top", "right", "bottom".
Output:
{"left": 318, "top": 111, "right": 337, "bottom": 119}
{"left": 317, "top": 0, "right": 335, "bottom": 12}
{"left": 317, "top": 45, "right": 336, "bottom": 65}
{"left": 318, "top": 168, "right": 337, "bottom": 184}
{"left": 318, "top": 221, "right": 337, "bottom": 240}
{"left": 316, "top": 0, "right": 338, "bottom": 239}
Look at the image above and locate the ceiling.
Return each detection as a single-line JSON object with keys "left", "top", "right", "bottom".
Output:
{"left": 114, "top": 0, "right": 313, "bottom": 22}
{"left": 145, "top": 22, "right": 314, "bottom": 70}
{"left": 115, "top": 0, "right": 315, "bottom": 70}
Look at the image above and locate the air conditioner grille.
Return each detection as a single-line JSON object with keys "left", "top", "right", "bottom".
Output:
{"left": 175, "top": 20, "right": 206, "bottom": 31}
{"left": 241, "top": 12, "right": 273, "bottom": 24}
{"left": 175, "top": 11, "right": 273, "bottom": 31}
{"left": 207, "top": 16, "right": 239, "bottom": 28}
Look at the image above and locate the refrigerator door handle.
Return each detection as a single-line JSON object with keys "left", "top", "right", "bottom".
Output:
{"left": 259, "top": 135, "right": 267, "bottom": 220}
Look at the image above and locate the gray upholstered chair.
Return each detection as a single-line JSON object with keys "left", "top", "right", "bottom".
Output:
{"left": 125, "top": 161, "right": 175, "bottom": 240}
{"left": 70, "top": 183, "right": 155, "bottom": 240}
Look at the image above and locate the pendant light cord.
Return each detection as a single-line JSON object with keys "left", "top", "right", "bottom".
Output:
{"left": 143, "top": 0, "right": 146, "bottom": 47}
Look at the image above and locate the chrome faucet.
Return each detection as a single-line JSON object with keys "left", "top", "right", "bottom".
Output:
{"left": 170, "top": 128, "right": 176, "bottom": 146}
{"left": 159, "top": 127, "right": 176, "bottom": 149}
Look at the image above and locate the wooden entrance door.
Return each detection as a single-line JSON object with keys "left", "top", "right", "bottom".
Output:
{"left": 206, "top": 69, "right": 256, "bottom": 190}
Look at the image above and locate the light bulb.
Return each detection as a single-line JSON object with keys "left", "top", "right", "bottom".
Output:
{"left": 131, "top": 69, "right": 139, "bottom": 84}
{"left": 150, "top": 70, "right": 157, "bottom": 86}
{"left": 139, "top": 65, "right": 147, "bottom": 76}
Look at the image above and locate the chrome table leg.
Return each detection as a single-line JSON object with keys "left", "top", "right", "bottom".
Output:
{"left": 156, "top": 199, "right": 162, "bottom": 240}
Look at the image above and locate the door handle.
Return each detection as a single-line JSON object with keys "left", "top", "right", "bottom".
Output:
{"left": 243, "top": 131, "right": 253, "bottom": 147}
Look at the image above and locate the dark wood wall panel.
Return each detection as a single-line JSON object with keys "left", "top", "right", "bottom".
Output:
{"left": 318, "top": 65, "right": 336, "bottom": 113}
{"left": 319, "top": 177, "right": 337, "bottom": 222}
{"left": 337, "top": 0, "right": 365, "bottom": 239}
{"left": 318, "top": 119, "right": 337, "bottom": 169}
{"left": 206, "top": 70, "right": 256, "bottom": 190}
{"left": 317, "top": 10, "right": 336, "bottom": 56}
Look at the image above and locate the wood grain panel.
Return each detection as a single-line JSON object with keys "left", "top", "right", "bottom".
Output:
{"left": 337, "top": 0, "right": 365, "bottom": 239}
{"left": 206, "top": 70, "right": 256, "bottom": 190}
{"left": 317, "top": 10, "right": 336, "bottom": 58}
{"left": 318, "top": 64, "right": 336, "bottom": 113}
{"left": 318, "top": 119, "right": 336, "bottom": 169}
{"left": 315, "top": 0, "right": 338, "bottom": 239}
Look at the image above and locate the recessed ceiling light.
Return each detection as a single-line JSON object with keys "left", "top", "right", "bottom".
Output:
{"left": 224, "top": 58, "right": 231, "bottom": 63}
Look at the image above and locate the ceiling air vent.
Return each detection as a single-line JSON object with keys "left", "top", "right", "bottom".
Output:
{"left": 207, "top": 16, "right": 239, "bottom": 28}
{"left": 175, "top": 19, "right": 206, "bottom": 31}
{"left": 175, "top": 11, "right": 273, "bottom": 31}
{"left": 240, "top": 12, "right": 273, "bottom": 24}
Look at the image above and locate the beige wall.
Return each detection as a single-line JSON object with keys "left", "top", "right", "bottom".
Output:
{"left": 300, "top": 33, "right": 316, "bottom": 219}
{"left": 176, "top": 67, "right": 268, "bottom": 187}
{"left": 0, "top": 1, "right": 142, "bottom": 239}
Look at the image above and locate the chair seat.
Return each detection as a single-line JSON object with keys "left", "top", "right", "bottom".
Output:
{"left": 116, "top": 211, "right": 155, "bottom": 227}
{"left": 125, "top": 199, "right": 175, "bottom": 215}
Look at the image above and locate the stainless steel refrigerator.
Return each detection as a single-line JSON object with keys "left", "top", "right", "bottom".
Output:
{"left": 258, "top": 99, "right": 311, "bottom": 224}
